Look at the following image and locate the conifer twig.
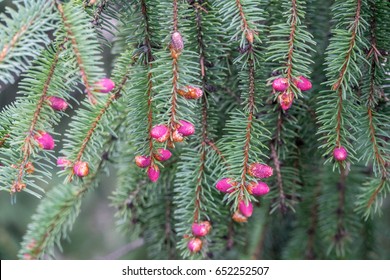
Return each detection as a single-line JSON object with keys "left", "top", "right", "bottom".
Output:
{"left": 12, "top": 45, "right": 62, "bottom": 191}
{"left": 56, "top": 2, "right": 96, "bottom": 104}
{"left": 193, "top": 3, "right": 208, "bottom": 223}
{"left": 141, "top": 0, "right": 156, "bottom": 159}
{"left": 332, "top": 0, "right": 361, "bottom": 148}
{"left": 168, "top": 0, "right": 180, "bottom": 138}
{"left": 68, "top": 72, "right": 130, "bottom": 181}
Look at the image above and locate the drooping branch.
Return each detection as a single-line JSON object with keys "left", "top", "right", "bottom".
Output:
{"left": 56, "top": 3, "right": 96, "bottom": 104}
{"left": 68, "top": 72, "right": 130, "bottom": 181}
{"left": 12, "top": 46, "right": 62, "bottom": 191}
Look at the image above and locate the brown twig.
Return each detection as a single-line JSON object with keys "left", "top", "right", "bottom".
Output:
{"left": 68, "top": 71, "right": 130, "bottom": 181}
{"left": 193, "top": 4, "right": 208, "bottom": 223}
{"left": 286, "top": 0, "right": 298, "bottom": 89}
{"left": 13, "top": 46, "right": 62, "bottom": 189}
{"left": 56, "top": 3, "right": 96, "bottom": 104}
{"left": 271, "top": 142, "right": 287, "bottom": 214}
{"left": 331, "top": 0, "right": 362, "bottom": 91}
{"left": 141, "top": 0, "right": 156, "bottom": 159}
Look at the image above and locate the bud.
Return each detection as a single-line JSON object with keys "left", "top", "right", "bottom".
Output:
{"left": 94, "top": 78, "right": 115, "bottom": 93}
{"left": 177, "top": 120, "right": 195, "bottom": 136}
{"left": 278, "top": 91, "right": 294, "bottom": 111}
{"left": 25, "top": 162, "right": 35, "bottom": 174}
{"left": 238, "top": 200, "right": 253, "bottom": 217}
{"left": 248, "top": 163, "right": 273, "bottom": 178}
{"left": 272, "top": 78, "right": 288, "bottom": 92}
{"left": 232, "top": 211, "right": 248, "bottom": 223}
{"left": 247, "top": 181, "right": 270, "bottom": 196}
{"left": 171, "top": 31, "right": 184, "bottom": 51}
{"left": 178, "top": 86, "right": 203, "bottom": 99}
{"left": 147, "top": 165, "right": 160, "bottom": 182}
{"left": 11, "top": 182, "right": 26, "bottom": 193}
{"left": 192, "top": 221, "right": 211, "bottom": 237}
{"left": 333, "top": 146, "right": 348, "bottom": 162}
{"left": 246, "top": 30, "right": 254, "bottom": 44}
{"left": 154, "top": 148, "right": 172, "bottom": 162}
{"left": 172, "top": 130, "right": 184, "bottom": 142}
{"left": 47, "top": 96, "right": 68, "bottom": 111}
{"left": 187, "top": 238, "right": 202, "bottom": 253}
{"left": 294, "top": 76, "right": 312, "bottom": 91}
{"left": 73, "top": 161, "right": 89, "bottom": 177}
{"left": 34, "top": 131, "right": 55, "bottom": 150}
{"left": 135, "top": 155, "right": 151, "bottom": 168}
{"left": 216, "top": 178, "right": 237, "bottom": 193}
{"left": 57, "top": 157, "right": 71, "bottom": 170}
{"left": 151, "top": 124, "right": 169, "bottom": 143}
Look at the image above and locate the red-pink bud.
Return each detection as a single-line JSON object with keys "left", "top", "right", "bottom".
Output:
{"left": 177, "top": 120, "right": 195, "bottom": 136}
{"left": 238, "top": 200, "right": 253, "bottom": 217}
{"left": 247, "top": 181, "right": 270, "bottom": 196}
{"left": 34, "top": 131, "right": 55, "bottom": 150}
{"left": 187, "top": 238, "right": 202, "bottom": 253}
{"left": 73, "top": 161, "right": 89, "bottom": 177}
{"left": 295, "top": 76, "right": 312, "bottom": 91}
{"left": 154, "top": 148, "right": 172, "bottom": 162}
{"left": 216, "top": 178, "right": 237, "bottom": 193}
{"left": 278, "top": 92, "right": 294, "bottom": 111}
{"left": 171, "top": 31, "right": 184, "bottom": 51}
{"left": 248, "top": 163, "right": 273, "bottom": 178}
{"left": 272, "top": 78, "right": 288, "bottom": 92}
{"left": 57, "top": 157, "right": 71, "bottom": 170}
{"left": 151, "top": 124, "right": 169, "bottom": 143}
{"left": 192, "top": 221, "right": 211, "bottom": 237}
{"left": 47, "top": 96, "right": 68, "bottom": 111}
{"left": 178, "top": 86, "right": 203, "bottom": 99}
{"left": 232, "top": 211, "right": 248, "bottom": 223}
{"left": 147, "top": 165, "right": 160, "bottom": 182}
{"left": 333, "top": 146, "right": 348, "bottom": 161}
{"left": 94, "top": 78, "right": 115, "bottom": 93}
{"left": 135, "top": 155, "right": 151, "bottom": 168}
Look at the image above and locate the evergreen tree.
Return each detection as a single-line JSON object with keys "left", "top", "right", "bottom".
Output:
{"left": 0, "top": 0, "right": 389, "bottom": 259}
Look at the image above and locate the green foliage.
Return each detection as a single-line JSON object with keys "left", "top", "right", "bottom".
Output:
{"left": 0, "top": 0, "right": 57, "bottom": 86}
{"left": 0, "top": 0, "right": 389, "bottom": 260}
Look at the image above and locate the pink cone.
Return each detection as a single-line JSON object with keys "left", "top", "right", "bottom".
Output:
{"left": 47, "top": 96, "right": 68, "bottom": 111}
{"left": 135, "top": 155, "right": 151, "bottom": 168}
{"left": 57, "top": 157, "right": 71, "bottom": 170}
{"left": 94, "top": 78, "right": 115, "bottom": 93}
{"left": 73, "top": 161, "right": 89, "bottom": 177}
{"left": 171, "top": 31, "right": 184, "bottom": 51}
{"left": 239, "top": 200, "right": 253, "bottom": 217}
{"left": 216, "top": 178, "right": 237, "bottom": 193}
{"left": 34, "top": 131, "right": 55, "bottom": 150}
{"left": 248, "top": 163, "right": 273, "bottom": 178}
{"left": 192, "top": 221, "right": 211, "bottom": 237}
{"left": 177, "top": 120, "right": 195, "bottom": 136}
{"left": 278, "top": 92, "right": 294, "bottom": 111}
{"left": 154, "top": 148, "right": 172, "bottom": 162}
{"left": 188, "top": 86, "right": 203, "bottom": 99}
{"left": 295, "top": 76, "right": 312, "bottom": 91}
{"left": 272, "top": 78, "right": 288, "bottom": 92}
{"left": 147, "top": 165, "right": 160, "bottom": 182}
{"left": 187, "top": 238, "right": 202, "bottom": 253}
{"left": 247, "top": 181, "right": 270, "bottom": 196}
{"left": 151, "top": 124, "right": 169, "bottom": 142}
{"left": 333, "top": 146, "right": 348, "bottom": 161}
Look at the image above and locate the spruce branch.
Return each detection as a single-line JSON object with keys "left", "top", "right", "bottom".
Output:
{"left": 317, "top": 0, "right": 367, "bottom": 169}
{"left": 0, "top": 0, "right": 56, "bottom": 86}
{"left": 0, "top": 45, "right": 77, "bottom": 198}
{"left": 12, "top": 45, "right": 62, "bottom": 192}
{"left": 56, "top": 1, "right": 104, "bottom": 104}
